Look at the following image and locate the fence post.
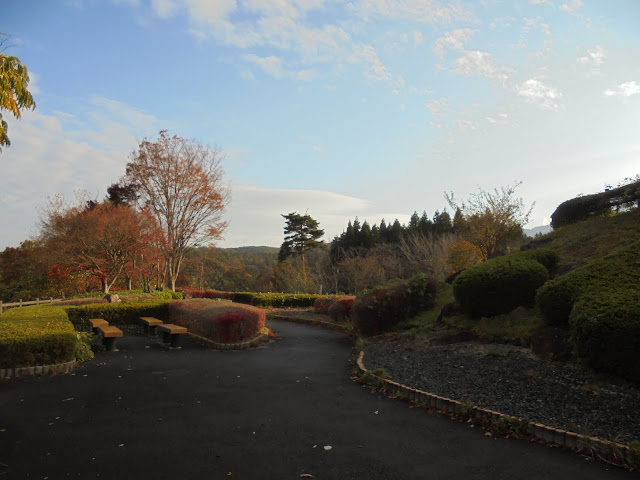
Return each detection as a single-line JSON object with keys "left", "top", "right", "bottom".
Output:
{"left": 36, "top": 298, "right": 40, "bottom": 305}
{"left": 50, "top": 297, "right": 53, "bottom": 304}
{"left": 19, "top": 299, "right": 23, "bottom": 307}
{"left": 0, "top": 301, "right": 3, "bottom": 314}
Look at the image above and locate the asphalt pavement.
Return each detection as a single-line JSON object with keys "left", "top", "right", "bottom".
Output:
{"left": 0, "top": 319, "right": 634, "bottom": 479}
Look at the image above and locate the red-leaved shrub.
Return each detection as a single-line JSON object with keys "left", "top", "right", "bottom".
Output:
{"left": 168, "top": 299, "right": 265, "bottom": 343}
{"left": 328, "top": 297, "right": 355, "bottom": 322}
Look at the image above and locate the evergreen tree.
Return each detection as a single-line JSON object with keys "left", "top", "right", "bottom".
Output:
{"left": 278, "top": 212, "right": 324, "bottom": 265}
{"left": 360, "top": 220, "right": 373, "bottom": 248}
{"left": 389, "top": 219, "right": 404, "bottom": 243}
{"left": 409, "top": 211, "right": 420, "bottom": 232}
{"left": 419, "top": 210, "right": 433, "bottom": 236}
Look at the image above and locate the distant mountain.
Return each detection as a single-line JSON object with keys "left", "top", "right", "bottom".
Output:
{"left": 220, "top": 246, "right": 279, "bottom": 254}
{"left": 524, "top": 225, "right": 553, "bottom": 237}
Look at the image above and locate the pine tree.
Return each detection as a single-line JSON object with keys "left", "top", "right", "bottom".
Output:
{"left": 278, "top": 212, "right": 324, "bottom": 265}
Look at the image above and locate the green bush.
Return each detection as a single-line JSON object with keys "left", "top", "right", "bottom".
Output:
{"left": 0, "top": 305, "right": 77, "bottom": 368}
{"left": 453, "top": 255, "right": 548, "bottom": 317}
{"left": 64, "top": 300, "right": 171, "bottom": 328}
{"left": 514, "top": 249, "right": 559, "bottom": 273}
{"left": 570, "top": 288, "right": 640, "bottom": 382}
{"left": 536, "top": 241, "right": 640, "bottom": 326}
{"left": 352, "top": 274, "right": 437, "bottom": 336}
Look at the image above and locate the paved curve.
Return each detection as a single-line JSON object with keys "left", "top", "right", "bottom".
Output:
{"left": 0, "top": 320, "right": 634, "bottom": 479}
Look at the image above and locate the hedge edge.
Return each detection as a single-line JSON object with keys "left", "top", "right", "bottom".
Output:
{"left": 0, "top": 359, "right": 76, "bottom": 379}
{"left": 356, "top": 351, "right": 637, "bottom": 470}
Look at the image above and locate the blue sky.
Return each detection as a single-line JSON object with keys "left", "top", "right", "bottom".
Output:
{"left": 1, "top": 0, "right": 639, "bottom": 249}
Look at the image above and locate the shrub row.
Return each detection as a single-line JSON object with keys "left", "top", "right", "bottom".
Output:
{"left": 69, "top": 289, "right": 183, "bottom": 300}
{"left": 551, "top": 180, "right": 640, "bottom": 228}
{"left": 352, "top": 273, "right": 437, "bottom": 336}
{"left": 313, "top": 295, "right": 356, "bottom": 322}
{"left": 452, "top": 250, "right": 556, "bottom": 317}
{"left": 0, "top": 305, "right": 76, "bottom": 368}
{"left": 183, "top": 288, "right": 328, "bottom": 308}
{"left": 64, "top": 300, "right": 172, "bottom": 329}
{"left": 168, "top": 299, "right": 265, "bottom": 343}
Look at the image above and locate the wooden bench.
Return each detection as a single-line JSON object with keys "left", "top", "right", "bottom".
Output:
{"left": 157, "top": 324, "right": 187, "bottom": 349}
{"left": 89, "top": 318, "right": 109, "bottom": 334}
{"left": 97, "top": 325, "right": 123, "bottom": 352}
{"left": 140, "top": 316, "right": 163, "bottom": 335}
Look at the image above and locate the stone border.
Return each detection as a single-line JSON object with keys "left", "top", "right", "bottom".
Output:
{"left": 0, "top": 359, "right": 76, "bottom": 379}
{"left": 187, "top": 332, "right": 271, "bottom": 350}
{"left": 356, "top": 351, "right": 637, "bottom": 469}
{"left": 268, "top": 314, "right": 350, "bottom": 333}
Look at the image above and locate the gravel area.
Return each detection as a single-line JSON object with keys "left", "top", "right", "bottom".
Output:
{"left": 364, "top": 339, "right": 640, "bottom": 444}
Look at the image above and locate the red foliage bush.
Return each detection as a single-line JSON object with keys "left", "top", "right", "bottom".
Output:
{"left": 328, "top": 297, "right": 355, "bottom": 322}
{"left": 168, "top": 299, "right": 265, "bottom": 343}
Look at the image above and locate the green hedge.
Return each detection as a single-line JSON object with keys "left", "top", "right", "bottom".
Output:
{"left": 70, "top": 289, "right": 183, "bottom": 300}
{"left": 0, "top": 305, "right": 76, "bottom": 368}
{"left": 551, "top": 180, "right": 640, "bottom": 228}
{"left": 570, "top": 288, "right": 640, "bottom": 382}
{"left": 65, "top": 300, "right": 172, "bottom": 328}
{"left": 513, "top": 249, "right": 559, "bottom": 273}
{"left": 536, "top": 241, "right": 640, "bottom": 326}
{"left": 453, "top": 255, "right": 549, "bottom": 317}
{"left": 185, "top": 288, "right": 326, "bottom": 308}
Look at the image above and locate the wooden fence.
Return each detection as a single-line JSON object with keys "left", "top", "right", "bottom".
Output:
{"left": 0, "top": 297, "right": 64, "bottom": 315}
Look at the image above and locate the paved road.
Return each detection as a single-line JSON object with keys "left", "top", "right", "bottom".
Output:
{"left": 0, "top": 320, "right": 634, "bottom": 479}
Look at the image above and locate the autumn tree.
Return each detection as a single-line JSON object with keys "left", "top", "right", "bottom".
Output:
{"left": 125, "top": 130, "right": 229, "bottom": 291}
{"left": 39, "top": 200, "right": 153, "bottom": 293}
{"left": 0, "top": 33, "right": 36, "bottom": 152}
{"left": 446, "top": 182, "right": 533, "bottom": 261}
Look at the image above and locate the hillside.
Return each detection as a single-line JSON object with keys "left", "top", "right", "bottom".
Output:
{"left": 523, "top": 208, "right": 640, "bottom": 265}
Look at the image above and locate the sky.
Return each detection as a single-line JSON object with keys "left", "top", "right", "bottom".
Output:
{"left": 1, "top": 0, "right": 639, "bottom": 250}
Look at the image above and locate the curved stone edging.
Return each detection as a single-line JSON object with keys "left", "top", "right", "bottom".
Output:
{"left": 268, "top": 314, "right": 350, "bottom": 333}
{"left": 356, "top": 351, "right": 636, "bottom": 468}
{"left": 187, "top": 332, "right": 270, "bottom": 350}
{"left": 0, "top": 359, "right": 76, "bottom": 379}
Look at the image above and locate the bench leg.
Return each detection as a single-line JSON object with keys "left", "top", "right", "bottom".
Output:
{"left": 162, "top": 331, "right": 172, "bottom": 344}
{"left": 170, "top": 334, "right": 181, "bottom": 349}
{"left": 103, "top": 336, "right": 119, "bottom": 352}
{"left": 149, "top": 325, "right": 158, "bottom": 336}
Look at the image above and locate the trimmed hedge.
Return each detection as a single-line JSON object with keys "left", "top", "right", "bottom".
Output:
{"left": 183, "top": 288, "right": 326, "bottom": 308}
{"left": 569, "top": 288, "right": 640, "bottom": 382}
{"left": 0, "top": 305, "right": 76, "bottom": 368}
{"left": 551, "top": 180, "right": 640, "bottom": 228}
{"left": 453, "top": 255, "right": 549, "bottom": 317}
{"left": 168, "top": 299, "right": 265, "bottom": 343}
{"left": 513, "top": 249, "right": 559, "bottom": 273}
{"left": 64, "top": 300, "right": 172, "bottom": 328}
{"left": 352, "top": 273, "right": 437, "bottom": 336}
{"left": 536, "top": 241, "right": 640, "bottom": 326}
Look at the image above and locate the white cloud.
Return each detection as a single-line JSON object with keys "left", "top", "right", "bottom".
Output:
{"left": 530, "top": 0, "right": 550, "bottom": 4}
{"left": 434, "top": 28, "right": 474, "bottom": 57}
{"left": 452, "top": 50, "right": 511, "bottom": 84}
{"left": 514, "top": 78, "right": 562, "bottom": 110}
{"left": 354, "top": 0, "right": 469, "bottom": 24}
{"left": 220, "top": 184, "right": 369, "bottom": 247}
{"left": 150, "top": 0, "right": 179, "bottom": 18}
{"left": 578, "top": 45, "right": 605, "bottom": 67}
{"left": 560, "top": 0, "right": 582, "bottom": 13}
{"left": 603, "top": 81, "right": 640, "bottom": 98}
{"left": 244, "top": 54, "right": 284, "bottom": 77}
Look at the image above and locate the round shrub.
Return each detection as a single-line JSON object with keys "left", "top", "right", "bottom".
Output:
{"left": 536, "top": 241, "right": 640, "bottom": 326}
{"left": 569, "top": 288, "right": 640, "bottom": 382}
{"left": 328, "top": 297, "right": 355, "bottom": 322}
{"left": 453, "top": 256, "right": 548, "bottom": 317}
{"left": 515, "top": 249, "right": 559, "bottom": 273}
{"left": 168, "top": 299, "right": 265, "bottom": 343}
